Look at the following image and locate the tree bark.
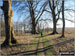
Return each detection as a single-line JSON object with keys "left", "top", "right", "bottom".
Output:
{"left": 52, "top": 10, "right": 58, "bottom": 34}
{"left": 48, "top": 0, "right": 58, "bottom": 35}
{"left": 29, "top": 1, "right": 36, "bottom": 34}
{"left": 31, "top": 12, "right": 36, "bottom": 34}
{"left": 1, "top": 0, "right": 17, "bottom": 47}
{"left": 61, "top": 0, "right": 65, "bottom": 37}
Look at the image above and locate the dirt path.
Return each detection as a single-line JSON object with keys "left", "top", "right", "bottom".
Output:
{"left": 35, "top": 36, "right": 45, "bottom": 56}
{"left": 35, "top": 37, "right": 40, "bottom": 55}
{"left": 41, "top": 37, "right": 45, "bottom": 56}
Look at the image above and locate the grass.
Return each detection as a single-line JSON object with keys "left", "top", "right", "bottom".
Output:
{"left": 45, "top": 49, "right": 53, "bottom": 55}
{"left": 0, "top": 30, "right": 74, "bottom": 55}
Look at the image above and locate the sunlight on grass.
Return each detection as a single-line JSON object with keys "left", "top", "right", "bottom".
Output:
{"left": 0, "top": 32, "right": 74, "bottom": 55}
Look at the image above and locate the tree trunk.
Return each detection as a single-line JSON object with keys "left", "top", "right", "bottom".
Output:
{"left": 32, "top": 23, "right": 36, "bottom": 34}
{"left": 30, "top": 9, "right": 36, "bottom": 34}
{"left": 48, "top": 0, "right": 58, "bottom": 35}
{"left": 38, "top": 23, "right": 40, "bottom": 33}
{"left": 29, "top": 1, "right": 36, "bottom": 34}
{"left": 52, "top": 11, "right": 57, "bottom": 34}
{"left": 31, "top": 15, "right": 36, "bottom": 34}
{"left": 51, "top": 10, "right": 58, "bottom": 35}
{"left": 61, "top": 0, "right": 65, "bottom": 37}
{"left": 24, "top": 24, "right": 26, "bottom": 33}
{"left": 1, "top": 0, "right": 17, "bottom": 47}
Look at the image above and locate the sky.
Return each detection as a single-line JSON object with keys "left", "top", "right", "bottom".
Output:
{"left": 0, "top": 0, "right": 75, "bottom": 28}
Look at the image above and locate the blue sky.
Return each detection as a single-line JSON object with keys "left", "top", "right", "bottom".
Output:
{"left": 0, "top": 0, "right": 75, "bottom": 28}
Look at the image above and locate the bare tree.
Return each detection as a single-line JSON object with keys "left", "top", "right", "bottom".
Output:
{"left": 12, "top": 0, "right": 48, "bottom": 34}
{"left": 27, "top": 0, "right": 36, "bottom": 34}
{"left": 61, "top": 0, "right": 65, "bottom": 37}
{"left": 48, "top": 0, "right": 59, "bottom": 34}
{"left": 1, "top": 0, "right": 17, "bottom": 46}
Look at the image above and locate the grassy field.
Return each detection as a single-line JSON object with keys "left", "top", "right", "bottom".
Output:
{"left": 0, "top": 29, "right": 74, "bottom": 56}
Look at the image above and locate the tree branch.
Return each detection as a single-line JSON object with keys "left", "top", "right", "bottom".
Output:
{"left": 55, "top": 5, "right": 62, "bottom": 16}
{"left": 33, "top": 0, "right": 41, "bottom": 10}
{"left": 35, "top": 9, "right": 44, "bottom": 25}
{"left": 44, "top": 9, "right": 52, "bottom": 13}
{"left": 39, "top": 19, "right": 52, "bottom": 21}
{"left": 64, "top": 9, "right": 75, "bottom": 12}
{"left": 48, "top": 0, "right": 52, "bottom": 11}
{"left": 65, "top": 19, "right": 75, "bottom": 23}
{"left": 35, "top": 1, "right": 48, "bottom": 19}
{"left": 59, "top": 18, "right": 75, "bottom": 23}
{"left": 35, "top": 1, "right": 48, "bottom": 25}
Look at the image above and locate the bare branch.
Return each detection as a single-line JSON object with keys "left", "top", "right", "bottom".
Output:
{"left": 65, "top": 19, "right": 75, "bottom": 23}
{"left": 35, "top": 1, "right": 48, "bottom": 25}
{"left": 39, "top": 19, "right": 52, "bottom": 21}
{"left": 60, "top": 18, "right": 75, "bottom": 23}
{"left": 35, "top": 1, "right": 48, "bottom": 19}
{"left": 35, "top": 10, "right": 44, "bottom": 25}
{"left": 64, "top": 9, "right": 75, "bottom": 12}
{"left": 56, "top": 5, "right": 62, "bottom": 16}
{"left": 44, "top": 9, "right": 52, "bottom": 13}
{"left": 33, "top": 0, "right": 41, "bottom": 10}
{"left": 48, "top": 0, "right": 52, "bottom": 11}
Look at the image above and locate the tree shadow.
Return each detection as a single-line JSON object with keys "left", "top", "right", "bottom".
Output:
{"left": 35, "top": 37, "right": 41, "bottom": 55}
{"left": 1, "top": 34, "right": 65, "bottom": 49}
{"left": 7, "top": 38, "right": 74, "bottom": 55}
{"left": 1, "top": 33, "right": 61, "bottom": 49}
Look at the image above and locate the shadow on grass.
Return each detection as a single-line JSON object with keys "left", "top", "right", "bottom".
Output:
{"left": 1, "top": 34, "right": 68, "bottom": 49}
{"left": 8, "top": 38, "right": 74, "bottom": 55}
